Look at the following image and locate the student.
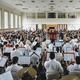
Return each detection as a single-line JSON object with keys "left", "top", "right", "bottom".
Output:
{"left": 11, "top": 44, "right": 21, "bottom": 59}
{"left": 67, "top": 56, "right": 80, "bottom": 75}
{"left": 62, "top": 38, "right": 73, "bottom": 53}
{"left": 44, "top": 52, "right": 63, "bottom": 80}
{"left": 6, "top": 56, "right": 23, "bottom": 80}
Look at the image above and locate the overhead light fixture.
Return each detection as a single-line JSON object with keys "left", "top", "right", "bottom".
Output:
{"left": 50, "top": 0, "right": 54, "bottom": 2}
{"left": 22, "top": 1, "right": 26, "bottom": 3}
{"left": 41, "top": 0, "right": 44, "bottom": 2}
{"left": 22, "top": 8, "right": 28, "bottom": 10}
{"left": 49, "top": 3, "right": 55, "bottom": 5}
{"left": 15, "top": 4, "right": 23, "bottom": 6}
{"left": 60, "top": 0, "right": 63, "bottom": 2}
{"left": 69, "top": 0, "right": 73, "bottom": 2}
{"left": 32, "top": 0, "right": 35, "bottom": 3}
{"left": 76, "top": 8, "right": 80, "bottom": 9}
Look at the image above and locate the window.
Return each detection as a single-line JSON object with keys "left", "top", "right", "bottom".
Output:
{"left": 68, "top": 13, "right": 76, "bottom": 18}
{"left": 0, "top": 10, "right": 1, "bottom": 29}
{"left": 48, "top": 13, "right": 56, "bottom": 18}
{"left": 58, "top": 13, "right": 66, "bottom": 18}
{"left": 19, "top": 16, "right": 21, "bottom": 28}
{"left": 27, "top": 13, "right": 36, "bottom": 18}
{"left": 15, "top": 15, "right": 18, "bottom": 28}
{"left": 10, "top": 13, "right": 14, "bottom": 28}
{"left": 37, "top": 13, "right": 46, "bottom": 18}
{"left": 4, "top": 11, "right": 8, "bottom": 28}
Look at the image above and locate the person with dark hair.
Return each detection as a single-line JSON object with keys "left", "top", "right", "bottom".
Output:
{"left": 48, "top": 40, "right": 54, "bottom": 52}
{"left": 67, "top": 56, "right": 80, "bottom": 75}
{"left": 44, "top": 52, "right": 63, "bottom": 80}
{"left": 73, "top": 56, "right": 80, "bottom": 71}
{"left": 11, "top": 44, "right": 21, "bottom": 59}
{"left": 22, "top": 71, "right": 33, "bottom": 80}
{"left": 6, "top": 57, "right": 23, "bottom": 80}
{"left": 15, "top": 44, "right": 19, "bottom": 49}
{"left": 12, "top": 56, "right": 18, "bottom": 64}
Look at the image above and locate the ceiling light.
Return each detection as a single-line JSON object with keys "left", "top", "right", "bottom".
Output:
{"left": 32, "top": 0, "right": 35, "bottom": 3}
{"left": 41, "top": 0, "right": 44, "bottom": 2}
{"left": 60, "top": 0, "right": 63, "bottom": 2}
{"left": 22, "top": 1, "right": 26, "bottom": 3}
{"left": 69, "top": 0, "right": 73, "bottom": 2}
{"left": 76, "top": 8, "right": 80, "bottom": 9}
{"left": 50, "top": 0, "right": 54, "bottom": 2}
{"left": 50, "top": 6, "right": 54, "bottom": 8}
{"left": 49, "top": 3, "right": 55, "bottom": 5}
{"left": 22, "top": 8, "right": 28, "bottom": 10}
{"left": 15, "top": 4, "right": 23, "bottom": 6}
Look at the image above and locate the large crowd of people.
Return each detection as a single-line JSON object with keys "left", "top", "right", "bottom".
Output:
{"left": 0, "top": 28, "right": 80, "bottom": 80}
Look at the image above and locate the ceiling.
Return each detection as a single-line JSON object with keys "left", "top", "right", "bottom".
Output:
{"left": 1, "top": 0, "right": 80, "bottom": 13}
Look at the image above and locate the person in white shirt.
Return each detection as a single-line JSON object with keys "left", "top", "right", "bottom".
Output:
{"left": 19, "top": 41, "right": 24, "bottom": 47}
{"left": 6, "top": 57, "right": 23, "bottom": 80}
{"left": 24, "top": 42, "right": 31, "bottom": 51}
{"left": 47, "top": 40, "right": 54, "bottom": 52}
{"left": 44, "top": 52, "right": 63, "bottom": 80}
{"left": 62, "top": 40, "right": 74, "bottom": 53}
{"left": 67, "top": 62, "right": 74, "bottom": 73}
{"left": 67, "top": 56, "right": 80, "bottom": 75}
{"left": 31, "top": 39, "right": 37, "bottom": 49}
{"left": 26, "top": 39, "right": 31, "bottom": 45}
{"left": 41, "top": 38, "right": 47, "bottom": 51}
{"left": 11, "top": 45, "right": 22, "bottom": 59}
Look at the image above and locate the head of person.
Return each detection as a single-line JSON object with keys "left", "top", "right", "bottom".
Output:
{"left": 49, "top": 52, "right": 55, "bottom": 60}
{"left": 22, "top": 71, "right": 33, "bottom": 80}
{"left": 12, "top": 56, "right": 18, "bottom": 64}
{"left": 76, "top": 56, "right": 80, "bottom": 65}
{"left": 43, "top": 38, "right": 46, "bottom": 42}
{"left": 74, "top": 35, "right": 77, "bottom": 38}
{"left": 15, "top": 44, "right": 19, "bottom": 49}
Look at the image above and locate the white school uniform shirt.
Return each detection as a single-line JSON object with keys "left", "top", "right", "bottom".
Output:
{"left": 48, "top": 43, "right": 54, "bottom": 52}
{"left": 62, "top": 42, "right": 73, "bottom": 52}
{"left": 19, "top": 41, "right": 24, "bottom": 47}
{"left": 41, "top": 41, "right": 47, "bottom": 50}
{"left": 24, "top": 44, "right": 31, "bottom": 51}
{"left": 11, "top": 49, "right": 22, "bottom": 59}
{"left": 44, "top": 59, "right": 63, "bottom": 75}
{"left": 31, "top": 41, "right": 37, "bottom": 48}
{"left": 70, "top": 39, "right": 78, "bottom": 47}
{"left": 70, "top": 39, "right": 78, "bottom": 44}
{"left": 67, "top": 64, "right": 74, "bottom": 72}
{"left": 46, "top": 39, "right": 51, "bottom": 45}
{"left": 6, "top": 64, "right": 23, "bottom": 72}
{"left": 26, "top": 40, "right": 31, "bottom": 45}
{"left": 67, "top": 63, "right": 80, "bottom": 73}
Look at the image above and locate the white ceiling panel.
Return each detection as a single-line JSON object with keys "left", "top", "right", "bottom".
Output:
{"left": 1, "top": 0, "right": 80, "bottom": 12}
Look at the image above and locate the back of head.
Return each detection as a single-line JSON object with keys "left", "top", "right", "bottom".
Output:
{"left": 22, "top": 72, "right": 33, "bottom": 80}
{"left": 50, "top": 52, "right": 55, "bottom": 60}
{"left": 12, "top": 56, "right": 18, "bottom": 64}
{"left": 15, "top": 44, "right": 19, "bottom": 49}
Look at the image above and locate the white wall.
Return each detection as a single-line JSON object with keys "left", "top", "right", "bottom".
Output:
{"left": 22, "top": 13, "right": 80, "bottom": 31}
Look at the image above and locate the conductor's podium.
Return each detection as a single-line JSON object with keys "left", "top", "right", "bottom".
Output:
{"left": 60, "top": 75, "right": 80, "bottom": 80}
{"left": 16, "top": 66, "right": 37, "bottom": 78}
